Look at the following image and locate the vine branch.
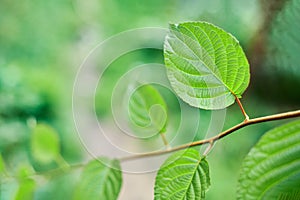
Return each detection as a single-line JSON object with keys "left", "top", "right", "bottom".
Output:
{"left": 119, "top": 109, "right": 300, "bottom": 162}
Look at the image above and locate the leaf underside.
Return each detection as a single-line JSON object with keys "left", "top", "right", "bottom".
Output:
{"left": 237, "top": 120, "right": 300, "bottom": 200}
{"left": 164, "top": 22, "right": 250, "bottom": 110}
{"left": 154, "top": 148, "right": 210, "bottom": 200}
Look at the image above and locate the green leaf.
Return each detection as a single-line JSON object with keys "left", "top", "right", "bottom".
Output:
{"left": 15, "top": 178, "right": 36, "bottom": 200}
{"left": 237, "top": 120, "right": 300, "bottom": 200}
{"left": 154, "top": 148, "right": 210, "bottom": 200}
{"left": 31, "top": 124, "right": 60, "bottom": 164}
{"left": 74, "top": 158, "right": 122, "bottom": 200}
{"left": 278, "top": 189, "right": 300, "bottom": 200}
{"left": 0, "top": 154, "right": 5, "bottom": 175}
{"left": 164, "top": 22, "right": 250, "bottom": 109}
{"left": 128, "top": 84, "right": 168, "bottom": 137}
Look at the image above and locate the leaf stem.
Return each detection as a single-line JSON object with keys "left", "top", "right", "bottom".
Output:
{"left": 119, "top": 109, "right": 300, "bottom": 162}
{"left": 0, "top": 163, "right": 85, "bottom": 183}
{"left": 160, "top": 133, "right": 171, "bottom": 150}
{"left": 235, "top": 96, "right": 249, "bottom": 121}
{"left": 34, "top": 163, "right": 84, "bottom": 178}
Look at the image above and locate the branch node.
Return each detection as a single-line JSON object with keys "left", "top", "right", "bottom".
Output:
{"left": 166, "top": 144, "right": 172, "bottom": 151}
{"left": 244, "top": 115, "right": 250, "bottom": 122}
{"left": 203, "top": 140, "right": 214, "bottom": 156}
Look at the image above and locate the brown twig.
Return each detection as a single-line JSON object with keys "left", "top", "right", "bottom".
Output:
{"left": 3, "top": 109, "right": 298, "bottom": 181}
{"left": 119, "top": 109, "right": 300, "bottom": 162}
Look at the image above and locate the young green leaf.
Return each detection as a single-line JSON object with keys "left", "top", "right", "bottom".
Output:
{"left": 237, "top": 120, "right": 300, "bottom": 199}
{"left": 128, "top": 84, "right": 168, "bottom": 137}
{"left": 74, "top": 158, "right": 122, "bottom": 200}
{"left": 154, "top": 148, "right": 210, "bottom": 200}
{"left": 31, "top": 124, "right": 60, "bottom": 165}
{"left": 0, "top": 154, "right": 5, "bottom": 176}
{"left": 164, "top": 22, "right": 250, "bottom": 109}
{"left": 15, "top": 178, "right": 36, "bottom": 200}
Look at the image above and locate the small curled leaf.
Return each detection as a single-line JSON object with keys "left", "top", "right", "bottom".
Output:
{"left": 128, "top": 84, "right": 168, "bottom": 137}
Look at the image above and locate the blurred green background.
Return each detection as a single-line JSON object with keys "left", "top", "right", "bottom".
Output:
{"left": 1, "top": 0, "right": 299, "bottom": 199}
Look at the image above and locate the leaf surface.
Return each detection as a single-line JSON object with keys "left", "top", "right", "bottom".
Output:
{"left": 164, "top": 22, "right": 250, "bottom": 109}
{"left": 237, "top": 120, "right": 300, "bottom": 199}
{"left": 154, "top": 148, "right": 210, "bottom": 200}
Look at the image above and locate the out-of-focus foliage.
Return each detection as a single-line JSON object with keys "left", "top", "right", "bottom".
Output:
{"left": 74, "top": 158, "right": 122, "bottom": 200}
{"left": 253, "top": 0, "right": 300, "bottom": 105}
{"left": 0, "top": 0, "right": 78, "bottom": 65}
{"left": 0, "top": 1, "right": 81, "bottom": 199}
{"left": 0, "top": 0, "right": 81, "bottom": 160}
{"left": 265, "top": 0, "right": 300, "bottom": 77}
{"left": 0, "top": 154, "right": 5, "bottom": 175}
{"left": 31, "top": 124, "right": 60, "bottom": 165}
{"left": 14, "top": 178, "right": 36, "bottom": 200}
